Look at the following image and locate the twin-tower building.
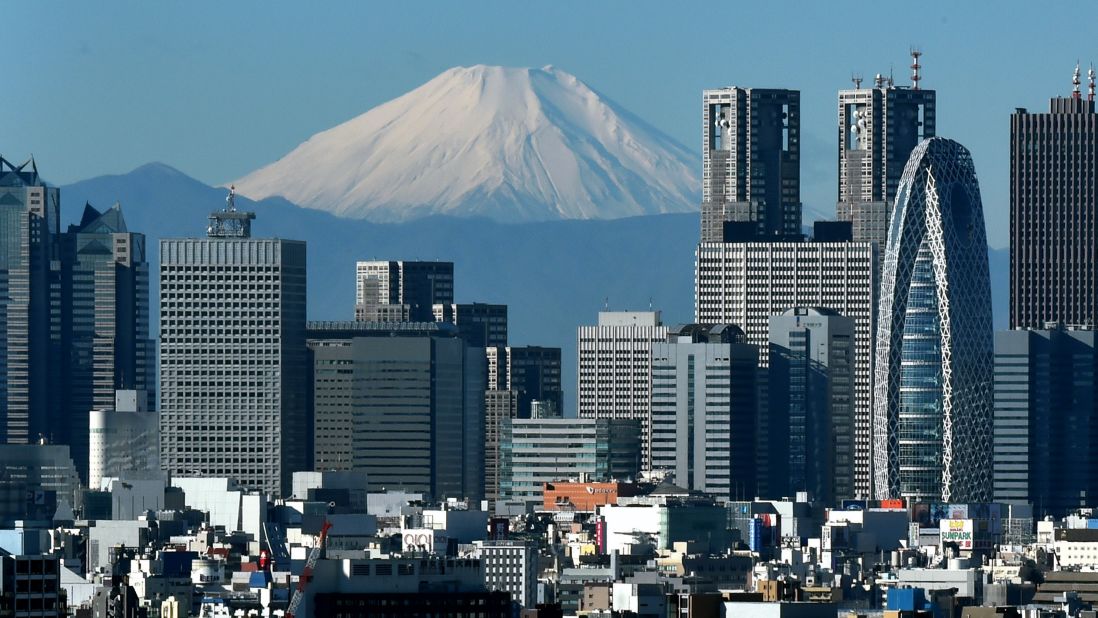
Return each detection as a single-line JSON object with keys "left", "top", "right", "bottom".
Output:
{"left": 697, "top": 54, "right": 994, "bottom": 502}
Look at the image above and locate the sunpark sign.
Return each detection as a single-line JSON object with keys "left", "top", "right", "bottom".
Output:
{"left": 939, "top": 518, "right": 974, "bottom": 550}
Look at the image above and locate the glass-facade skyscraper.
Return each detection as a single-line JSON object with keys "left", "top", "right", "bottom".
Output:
{"left": 872, "top": 137, "right": 993, "bottom": 503}
{"left": 0, "top": 157, "right": 59, "bottom": 445}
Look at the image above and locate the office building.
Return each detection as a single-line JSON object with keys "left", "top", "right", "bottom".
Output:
{"left": 498, "top": 418, "right": 641, "bottom": 508}
{"left": 483, "top": 389, "right": 519, "bottom": 504}
{"left": 873, "top": 137, "right": 993, "bottom": 503}
{"left": 0, "top": 444, "right": 80, "bottom": 525}
{"left": 837, "top": 59, "right": 936, "bottom": 248}
{"left": 355, "top": 260, "right": 453, "bottom": 322}
{"left": 701, "top": 88, "right": 801, "bottom": 241}
{"left": 577, "top": 311, "right": 667, "bottom": 466}
{"left": 696, "top": 239, "right": 875, "bottom": 497}
{"left": 994, "top": 327, "right": 1097, "bottom": 516}
{"left": 487, "top": 345, "right": 563, "bottom": 416}
{"left": 649, "top": 324, "right": 758, "bottom": 501}
{"left": 475, "top": 539, "right": 538, "bottom": 610}
{"left": 769, "top": 308, "right": 855, "bottom": 503}
{"left": 0, "top": 156, "right": 59, "bottom": 445}
{"left": 159, "top": 191, "right": 308, "bottom": 497}
{"left": 307, "top": 321, "right": 485, "bottom": 502}
{"left": 60, "top": 202, "right": 152, "bottom": 480}
{"left": 1010, "top": 78, "right": 1098, "bottom": 329}
{"left": 88, "top": 390, "right": 158, "bottom": 490}
{"left": 433, "top": 302, "right": 507, "bottom": 347}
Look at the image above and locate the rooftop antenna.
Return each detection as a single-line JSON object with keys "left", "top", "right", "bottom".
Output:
{"left": 851, "top": 73, "right": 863, "bottom": 90}
{"left": 603, "top": 296, "right": 609, "bottom": 311}
{"left": 1074, "top": 62, "right": 1082, "bottom": 99}
{"left": 873, "top": 73, "right": 884, "bottom": 89}
{"left": 888, "top": 65, "right": 894, "bottom": 88}
{"left": 1088, "top": 64, "right": 1095, "bottom": 102}
{"left": 910, "top": 48, "right": 922, "bottom": 90}
{"left": 207, "top": 184, "right": 256, "bottom": 238}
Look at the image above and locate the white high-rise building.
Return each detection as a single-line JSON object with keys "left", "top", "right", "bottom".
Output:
{"left": 577, "top": 311, "right": 667, "bottom": 464}
{"left": 88, "top": 390, "right": 158, "bottom": 490}
{"left": 159, "top": 194, "right": 307, "bottom": 497}
{"left": 696, "top": 240, "right": 875, "bottom": 497}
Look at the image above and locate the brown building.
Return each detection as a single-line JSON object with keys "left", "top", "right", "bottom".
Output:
{"left": 542, "top": 481, "right": 640, "bottom": 512}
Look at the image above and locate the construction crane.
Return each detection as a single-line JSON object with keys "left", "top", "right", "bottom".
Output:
{"left": 284, "top": 520, "right": 332, "bottom": 618}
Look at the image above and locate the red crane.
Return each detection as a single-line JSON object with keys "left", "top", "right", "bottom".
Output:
{"left": 284, "top": 520, "right": 332, "bottom": 618}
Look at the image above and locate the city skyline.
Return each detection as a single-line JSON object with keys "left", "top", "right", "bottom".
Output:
{"left": 6, "top": 2, "right": 1098, "bottom": 248}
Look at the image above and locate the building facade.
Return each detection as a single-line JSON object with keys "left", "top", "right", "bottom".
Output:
{"left": 1010, "top": 93, "right": 1098, "bottom": 329}
{"left": 498, "top": 418, "right": 641, "bottom": 508}
{"left": 159, "top": 197, "right": 308, "bottom": 497}
{"left": 701, "top": 88, "right": 801, "bottom": 241}
{"left": 307, "top": 321, "right": 486, "bottom": 502}
{"left": 60, "top": 203, "right": 152, "bottom": 480}
{"left": 769, "top": 308, "right": 855, "bottom": 503}
{"left": 993, "top": 327, "right": 1097, "bottom": 516}
{"left": 873, "top": 137, "right": 994, "bottom": 503}
{"left": 649, "top": 324, "right": 758, "bottom": 501}
{"left": 475, "top": 540, "right": 538, "bottom": 610}
{"left": 695, "top": 240, "right": 875, "bottom": 497}
{"left": 0, "top": 157, "right": 59, "bottom": 446}
{"left": 88, "top": 390, "right": 158, "bottom": 490}
{"left": 577, "top": 311, "right": 667, "bottom": 466}
{"left": 355, "top": 260, "right": 454, "bottom": 322}
{"left": 433, "top": 302, "right": 508, "bottom": 348}
{"left": 837, "top": 73, "right": 936, "bottom": 248}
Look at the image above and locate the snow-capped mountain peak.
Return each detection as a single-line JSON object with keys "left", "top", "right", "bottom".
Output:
{"left": 230, "top": 65, "right": 699, "bottom": 223}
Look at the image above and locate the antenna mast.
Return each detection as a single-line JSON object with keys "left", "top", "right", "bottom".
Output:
{"left": 1073, "top": 62, "right": 1082, "bottom": 100}
{"left": 1089, "top": 64, "right": 1095, "bottom": 102}
{"left": 207, "top": 185, "right": 256, "bottom": 238}
{"left": 910, "top": 48, "right": 922, "bottom": 90}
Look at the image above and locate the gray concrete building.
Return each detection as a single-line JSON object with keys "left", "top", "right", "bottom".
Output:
{"left": 696, "top": 239, "right": 875, "bottom": 497}
{"left": 159, "top": 193, "right": 308, "bottom": 497}
{"left": 837, "top": 62, "right": 936, "bottom": 249}
{"left": 475, "top": 539, "right": 538, "bottom": 610}
{"left": 768, "top": 308, "right": 855, "bottom": 503}
{"left": 355, "top": 260, "right": 453, "bottom": 322}
{"left": 701, "top": 87, "right": 801, "bottom": 241}
{"left": 577, "top": 311, "right": 667, "bottom": 467}
{"left": 307, "top": 321, "right": 486, "bottom": 503}
{"left": 88, "top": 390, "right": 158, "bottom": 490}
{"left": 994, "top": 327, "right": 1097, "bottom": 516}
{"left": 499, "top": 418, "right": 641, "bottom": 509}
{"left": 649, "top": 324, "right": 758, "bottom": 501}
{"left": 1011, "top": 82, "right": 1098, "bottom": 329}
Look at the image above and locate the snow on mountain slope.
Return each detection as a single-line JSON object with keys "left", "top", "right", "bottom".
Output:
{"left": 231, "top": 65, "right": 700, "bottom": 222}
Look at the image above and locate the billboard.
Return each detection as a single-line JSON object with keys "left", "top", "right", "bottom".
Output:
{"left": 940, "top": 519, "right": 974, "bottom": 550}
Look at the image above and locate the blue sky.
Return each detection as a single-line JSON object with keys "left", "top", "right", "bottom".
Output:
{"left": 5, "top": 1, "right": 1096, "bottom": 247}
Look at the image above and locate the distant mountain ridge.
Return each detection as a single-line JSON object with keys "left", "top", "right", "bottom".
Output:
{"left": 60, "top": 163, "right": 1009, "bottom": 415}
{"left": 230, "top": 65, "right": 701, "bottom": 223}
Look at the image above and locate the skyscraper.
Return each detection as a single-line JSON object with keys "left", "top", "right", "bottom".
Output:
{"left": 0, "top": 157, "right": 59, "bottom": 445}
{"left": 1010, "top": 75, "right": 1098, "bottom": 329}
{"left": 355, "top": 260, "right": 454, "bottom": 322}
{"left": 837, "top": 59, "right": 936, "bottom": 249}
{"left": 59, "top": 203, "right": 152, "bottom": 478}
{"left": 701, "top": 88, "right": 801, "bottom": 241}
{"left": 768, "top": 308, "right": 855, "bottom": 503}
{"left": 159, "top": 191, "right": 308, "bottom": 496}
{"left": 577, "top": 311, "right": 667, "bottom": 466}
{"left": 433, "top": 302, "right": 508, "bottom": 347}
{"left": 649, "top": 324, "right": 758, "bottom": 501}
{"left": 873, "top": 137, "right": 993, "bottom": 503}
{"left": 993, "top": 327, "right": 1097, "bottom": 516}
{"left": 695, "top": 237, "right": 875, "bottom": 497}
{"left": 306, "top": 321, "right": 485, "bottom": 501}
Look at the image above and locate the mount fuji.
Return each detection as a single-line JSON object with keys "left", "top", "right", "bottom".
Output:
{"left": 231, "top": 65, "right": 700, "bottom": 222}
